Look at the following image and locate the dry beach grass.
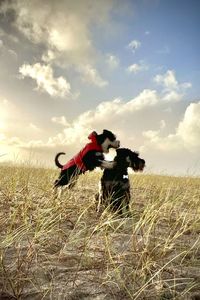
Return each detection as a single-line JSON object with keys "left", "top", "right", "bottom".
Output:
{"left": 0, "top": 165, "right": 200, "bottom": 299}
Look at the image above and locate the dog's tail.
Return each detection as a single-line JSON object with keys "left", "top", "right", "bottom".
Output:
{"left": 55, "top": 152, "right": 66, "bottom": 169}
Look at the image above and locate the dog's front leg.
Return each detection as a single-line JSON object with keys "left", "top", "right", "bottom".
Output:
{"left": 99, "top": 160, "right": 116, "bottom": 169}
{"left": 53, "top": 186, "right": 65, "bottom": 199}
{"left": 123, "top": 191, "right": 131, "bottom": 217}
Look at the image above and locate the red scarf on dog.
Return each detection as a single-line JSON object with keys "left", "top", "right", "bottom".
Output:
{"left": 62, "top": 131, "right": 102, "bottom": 172}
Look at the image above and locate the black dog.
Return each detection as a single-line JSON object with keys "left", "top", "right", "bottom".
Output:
{"left": 97, "top": 148, "right": 145, "bottom": 215}
{"left": 54, "top": 130, "right": 120, "bottom": 188}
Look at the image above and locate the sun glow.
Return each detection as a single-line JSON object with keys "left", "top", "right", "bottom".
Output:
{"left": 0, "top": 106, "right": 6, "bottom": 130}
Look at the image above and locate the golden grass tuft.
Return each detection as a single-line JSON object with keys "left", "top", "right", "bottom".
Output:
{"left": 0, "top": 165, "right": 200, "bottom": 299}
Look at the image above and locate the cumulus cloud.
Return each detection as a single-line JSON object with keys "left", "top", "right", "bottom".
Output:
{"left": 41, "top": 50, "right": 56, "bottom": 63}
{"left": 17, "top": 88, "right": 160, "bottom": 153}
{"left": 142, "top": 101, "right": 200, "bottom": 152}
{"left": 0, "top": 1, "right": 87, "bottom": 58}
{"left": 51, "top": 116, "right": 70, "bottom": 127}
{"left": 0, "top": 87, "right": 160, "bottom": 159}
{"left": 162, "top": 90, "right": 183, "bottom": 102}
{"left": 77, "top": 64, "right": 108, "bottom": 87}
{"left": 45, "top": 89, "right": 198, "bottom": 162}
{"left": 154, "top": 70, "right": 192, "bottom": 103}
{"left": 154, "top": 70, "right": 191, "bottom": 92}
{"left": 19, "top": 63, "right": 71, "bottom": 98}
{"left": 127, "top": 61, "right": 148, "bottom": 74}
{"left": 89, "top": 89, "right": 159, "bottom": 118}
{"left": 1, "top": 0, "right": 113, "bottom": 67}
{"left": 177, "top": 102, "right": 200, "bottom": 149}
{"left": 154, "top": 70, "right": 178, "bottom": 90}
{"left": 127, "top": 39, "right": 141, "bottom": 53}
{"left": 2, "top": 88, "right": 199, "bottom": 173}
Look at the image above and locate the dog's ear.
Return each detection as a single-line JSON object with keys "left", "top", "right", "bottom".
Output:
{"left": 131, "top": 151, "right": 139, "bottom": 157}
{"left": 103, "top": 129, "right": 108, "bottom": 134}
{"left": 103, "top": 129, "right": 113, "bottom": 135}
{"left": 116, "top": 148, "right": 131, "bottom": 156}
{"left": 102, "top": 129, "right": 116, "bottom": 141}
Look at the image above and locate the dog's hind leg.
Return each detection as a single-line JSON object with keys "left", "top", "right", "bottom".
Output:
{"left": 96, "top": 194, "right": 101, "bottom": 213}
{"left": 53, "top": 186, "right": 63, "bottom": 199}
{"left": 96, "top": 181, "right": 103, "bottom": 213}
{"left": 122, "top": 191, "right": 131, "bottom": 217}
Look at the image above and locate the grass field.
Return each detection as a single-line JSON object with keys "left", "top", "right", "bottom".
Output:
{"left": 0, "top": 165, "right": 200, "bottom": 299}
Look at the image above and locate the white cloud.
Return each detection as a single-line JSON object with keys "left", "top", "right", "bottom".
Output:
{"left": 127, "top": 61, "right": 148, "bottom": 74}
{"left": 1, "top": 1, "right": 91, "bottom": 61}
{"left": 142, "top": 101, "right": 200, "bottom": 152}
{"left": 1, "top": 90, "right": 199, "bottom": 173}
{"left": 127, "top": 89, "right": 159, "bottom": 111}
{"left": 1, "top": 0, "right": 114, "bottom": 67}
{"left": 19, "top": 63, "right": 71, "bottom": 98}
{"left": 51, "top": 116, "right": 70, "bottom": 127}
{"left": 106, "top": 54, "right": 119, "bottom": 69}
{"left": 177, "top": 102, "right": 200, "bottom": 149}
{"left": 16, "top": 88, "right": 160, "bottom": 152}
{"left": 2, "top": 88, "right": 160, "bottom": 156}
{"left": 181, "top": 82, "right": 192, "bottom": 89}
{"left": 154, "top": 70, "right": 192, "bottom": 92}
{"left": 78, "top": 64, "right": 108, "bottom": 87}
{"left": 91, "top": 89, "right": 159, "bottom": 118}
{"left": 162, "top": 90, "right": 183, "bottom": 102}
{"left": 143, "top": 130, "right": 159, "bottom": 140}
{"left": 42, "top": 50, "right": 56, "bottom": 63}
{"left": 154, "top": 70, "right": 178, "bottom": 90}
{"left": 154, "top": 70, "right": 192, "bottom": 103}
{"left": 127, "top": 39, "right": 141, "bottom": 53}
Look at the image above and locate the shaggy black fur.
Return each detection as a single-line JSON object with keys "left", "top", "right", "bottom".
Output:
{"left": 97, "top": 148, "right": 145, "bottom": 215}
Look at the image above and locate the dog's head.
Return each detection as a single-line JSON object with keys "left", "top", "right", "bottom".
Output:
{"left": 96, "top": 129, "right": 120, "bottom": 153}
{"left": 115, "top": 148, "right": 145, "bottom": 172}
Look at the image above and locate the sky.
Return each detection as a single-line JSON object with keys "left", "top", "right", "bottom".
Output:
{"left": 0, "top": 0, "right": 200, "bottom": 175}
